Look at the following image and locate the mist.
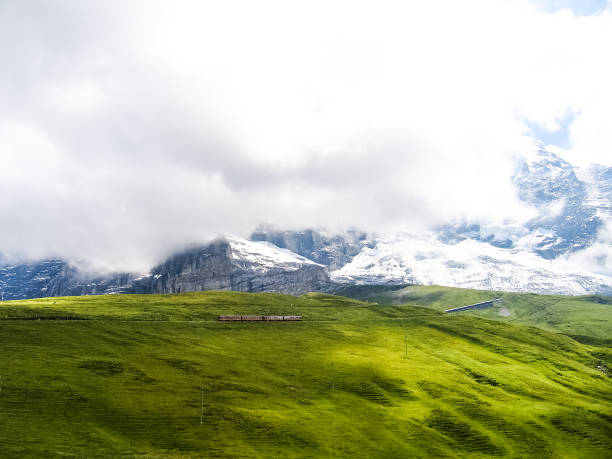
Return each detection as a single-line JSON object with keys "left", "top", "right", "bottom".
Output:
{"left": 1, "top": 0, "right": 611, "bottom": 272}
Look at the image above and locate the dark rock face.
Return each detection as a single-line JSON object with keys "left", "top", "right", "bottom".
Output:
{"left": 513, "top": 150, "right": 603, "bottom": 259}
{"left": 138, "top": 238, "right": 331, "bottom": 296}
{"left": 250, "top": 228, "right": 367, "bottom": 271}
{"left": 435, "top": 149, "right": 605, "bottom": 259}
{"left": 0, "top": 260, "right": 66, "bottom": 300}
{"left": 143, "top": 239, "right": 330, "bottom": 295}
{"left": 45, "top": 269, "right": 134, "bottom": 297}
{"left": 3, "top": 150, "right": 609, "bottom": 301}
{"left": 514, "top": 151, "right": 583, "bottom": 206}
{"left": 141, "top": 240, "right": 234, "bottom": 293}
{"left": 0, "top": 237, "right": 333, "bottom": 300}
{"left": 0, "top": 260, "right": 134, "bottom": 301}
{"left": 230, "top": 264, "right": 330, "bottom": 295}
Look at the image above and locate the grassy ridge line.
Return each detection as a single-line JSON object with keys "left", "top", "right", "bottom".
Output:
{"left": 0, "top": 291, "right": 440, "bottom": 324}
{"left": 335, "top": 284, "right": 612, "bottom": 340}
{"left": 0, "top": 291, "right": 611, "bottom": 457}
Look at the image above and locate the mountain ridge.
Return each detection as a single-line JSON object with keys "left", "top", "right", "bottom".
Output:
{"left": 0, "top": 236, "right": 332, "bottom": 301}
{"left": 1, "top": 149, "right": 610, "bottom": 300}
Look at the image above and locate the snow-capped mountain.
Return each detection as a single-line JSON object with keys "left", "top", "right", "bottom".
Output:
{"left": 513, "top": 149, "right": 604, "bottom": 259}
{"left": 135, "top": 235, "right": 329, "bottom": 295}
{"left": 576, "top": 163, "right": 612, "bottom": 226}
{"left": 330, "top": 231, "right": 612, "bottom": 295}
{"left": 227, "top": 235, "right": 325, "bottom": 273}
{"left": 436, "top": 149, "right": 607, "bottom": 259}
{"left": 1, "top": 149, "right": 610, "bottom": 300}
{"left": 247, "top": 148, "right": 612, "bottom": 296}
{"left": 0, "top": 236, "right": 330, "bottom": 300}
{"left": 250, "top": 228, "right": 367, "bottom": 271}
{"left": 325, "top": 148, "right": 612, "bottom": 295}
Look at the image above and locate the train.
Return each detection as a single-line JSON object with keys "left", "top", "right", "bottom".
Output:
{"left": 218, "top": 315, "right": 302, "bottom": 321}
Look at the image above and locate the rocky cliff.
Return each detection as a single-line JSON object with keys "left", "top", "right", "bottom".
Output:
{"left": 0, "top": 236, "right": 332, "bottom": 300}
{"left": 134, "top": 236, "right": 331, "bottom": 295}
{"left": 250, "top": 228, "right": 367, "bottom": 270}
{"left": 0, "top": 259, "right": 134, "bottom": 300}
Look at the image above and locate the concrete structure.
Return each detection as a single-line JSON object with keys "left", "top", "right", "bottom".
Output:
{"left": 444, "top": 298, "right": 503, "bottom": 313}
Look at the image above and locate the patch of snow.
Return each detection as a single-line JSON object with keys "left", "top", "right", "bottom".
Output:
{"left": 331, "top": 231, "right": 612, "bottom": 295}
{"left": 575, "top": 164, "right": 612, "bottom": 224}
{"left": 226, "top": 235, "right": 324, "bottom": 273}
{"left": 133, "top": 274, "right": 153, "bottom": 281}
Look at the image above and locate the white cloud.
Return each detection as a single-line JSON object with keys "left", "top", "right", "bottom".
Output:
{"left": 0, "top": 0, "right": 610, "bottom": 271}
{"left": 559, "top": 224, "right": 612, "bottom": 277}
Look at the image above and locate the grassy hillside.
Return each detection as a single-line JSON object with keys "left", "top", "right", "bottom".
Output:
{"left": 0, "top": 291, "right": 611, "bottom": 457}
{"left": 335, "top": 284, "right": 612, "bottom": 341}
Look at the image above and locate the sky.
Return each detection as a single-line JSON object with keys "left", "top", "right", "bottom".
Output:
{"left": 0, "top": 0, "right": 611, "bottom": 272}
{"left": 533, "top": 0, "right": 608, "bottom": 15}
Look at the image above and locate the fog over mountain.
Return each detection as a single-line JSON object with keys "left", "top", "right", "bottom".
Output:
{"left": 1, "top": 0, "right": 611, "bottom": 278}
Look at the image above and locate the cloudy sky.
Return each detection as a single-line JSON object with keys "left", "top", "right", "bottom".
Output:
{"left": 1, "top": 0, "right": 611, "bottom": 271}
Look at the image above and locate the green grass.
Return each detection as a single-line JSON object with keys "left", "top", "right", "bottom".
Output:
{"left": 337, "top": 284, "right": 612, "bottom": 341}
{"left": 0, "top": 291, "right": 610, "bottom": 457}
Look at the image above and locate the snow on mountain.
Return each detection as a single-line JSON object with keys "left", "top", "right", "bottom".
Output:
{"left": 509, "top": 150, "right": 602, "bottom": 257}
{"left": 226, "top": 235, "right": 324, "bottom": 272}
{"left": 2, "top": 148, "right": 610, "bottom": 299}
{"left": 331, "top": 231, "right": 612, "bottom": 295}
{"left": 328, "top": 149, "right": 612, "bottom": 295}
{"left": 250, "top": 228, "right": 367, "bottom": 271}
{"left": 0, "top": 236, "right": 329, "bottom": 301}
{"left": 138, "top": 235, "right": 330, "bottom": 296}
{"left": 575, "top": 163, "right": 612, "bottom": 225}
{"left": 513, "top": 149, "right": 582, "bottom": 207}
{"left": 433, "top": 149, "right": 608, "bottom": 260}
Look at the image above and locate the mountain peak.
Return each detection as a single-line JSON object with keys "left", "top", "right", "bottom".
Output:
{"left": 225, "top": 235, "right": 324, "bottom": 273}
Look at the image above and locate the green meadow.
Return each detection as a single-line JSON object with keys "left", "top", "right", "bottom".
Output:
{"left": 335, "top": 284, "right": 612, "bottom": 341}
{"left": 0, "top": 291, "right": 610, "bottom": 457}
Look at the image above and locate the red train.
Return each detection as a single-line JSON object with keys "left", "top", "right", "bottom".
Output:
{"left": 218, "top": 315, "right": 302, "bottom": 321}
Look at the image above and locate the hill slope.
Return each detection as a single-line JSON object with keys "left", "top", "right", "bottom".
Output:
{"left": 334, "top": 284, "right": 612, "bottom": 341}
{"left": 0, "top": 292, "right": 610, "bottom": 457}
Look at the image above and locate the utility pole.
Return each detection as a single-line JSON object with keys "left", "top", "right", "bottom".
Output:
{"left": 200, "top": 383, "right": 204, "bottom": 425}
